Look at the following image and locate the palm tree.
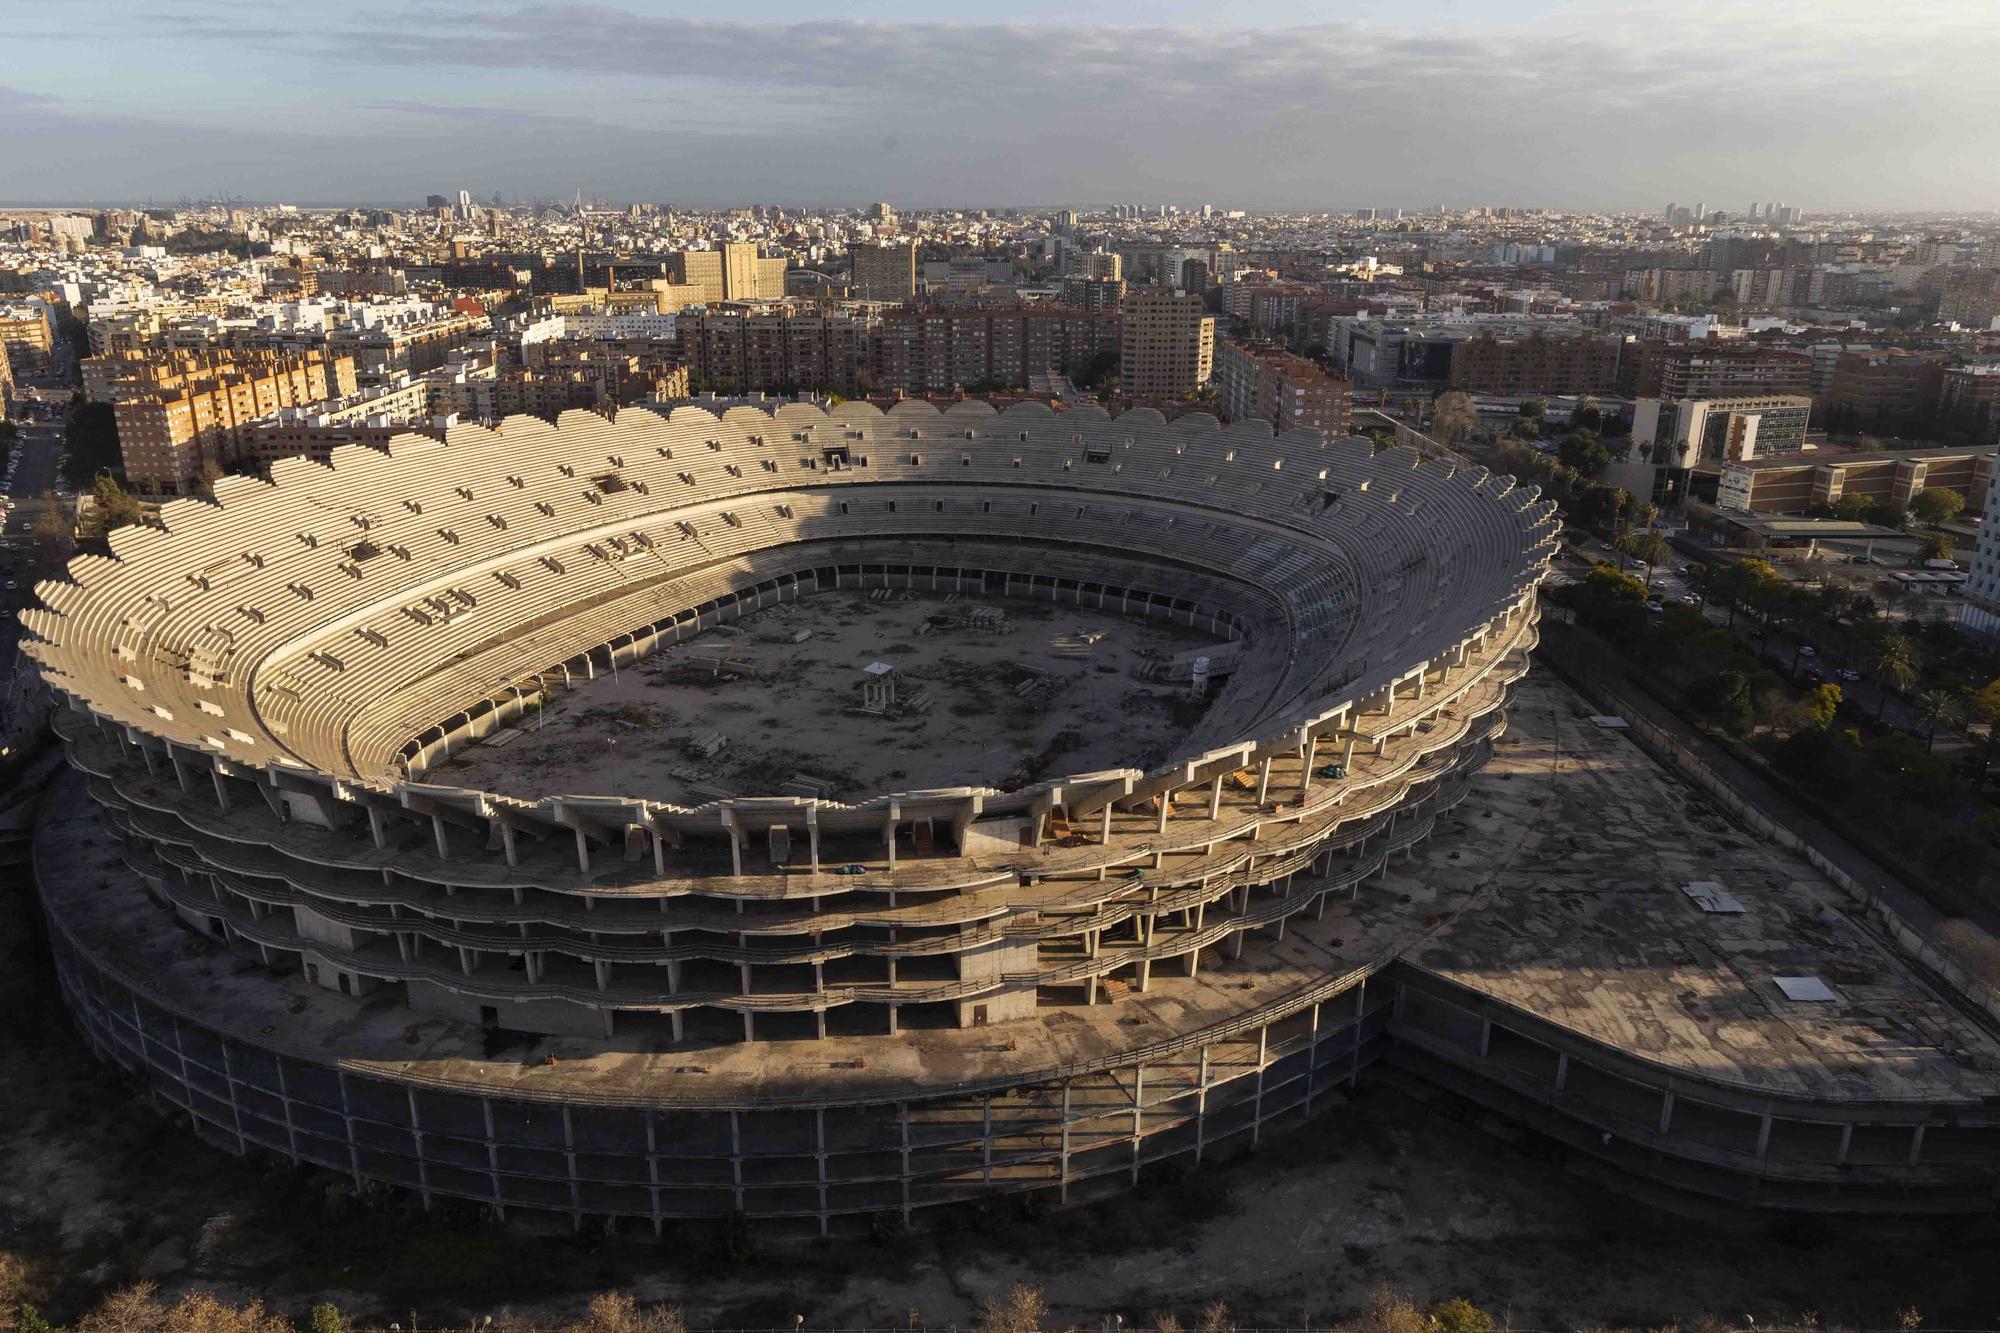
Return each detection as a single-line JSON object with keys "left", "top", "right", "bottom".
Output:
{"left": 1620, "top": 530, "right": 1672, "bottom": 589}
{"left": 1915, "top": 689, "right": 1960, "bottom": 751}
{"left": 1868, "top": 632, "right": 1922, "bottom": 721}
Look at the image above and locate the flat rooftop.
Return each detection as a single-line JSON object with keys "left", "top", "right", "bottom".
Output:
{"left": 436, "top": 590, "right": 1225, "bottom": 805}
{"left": 1400, "top": 673, "right": 2000, "bottom": 1105}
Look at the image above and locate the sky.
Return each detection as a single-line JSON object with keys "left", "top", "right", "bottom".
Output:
{"left": 6, "top": 0, "right": 2000, "bottom": 211}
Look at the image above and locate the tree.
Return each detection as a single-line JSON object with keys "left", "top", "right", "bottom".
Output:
{"left": 1517, "top": 397, "right": 1546, "bottom": 422}
{"left": 307, "top": 1305, "right": 348, "bottom": 1333}
{"left": 1711, "top": 558, "right": 1781, "bottom": 628}
{"left": 61, "top": 399, "right": 123, "bottom": 489}
{"left": 91, "top": 473, "right": 147, "bottom": 532}
{"left": 1866, "top": 498, "right": 1908, "bottom": 529}
{"left": 1917, "top": 530, "right": 1954, "bottom": 562}
{"left": 76, "top": 1283, "right": 292, "bottom": 1333}
{"left": 1831, "top": 492, "right": 1873, "bottom": 521}
{"left": 977, "top": 1284, "right": 1048, "bottom": 1333}
{"left": 1869, "top": 632, "right": 1922, "bottom": 720}
{"left": 1620, "top": 530, "right": 1673, "bottom": 587}
{"left": 1915, "top": 689, "right": 1961, "bottom": 751}
{"left": 565, "top": 1293, "right": 686, "bottom": 1333}
{"left": 1569, "top": 395, "right": 1602, "bottom": 433}
{"left": 1803, "top": 682, "right": 1843, "bottom": 729}
{"left": 1910, "top": 486, "right": 1965, "bottom": 526}
{"left": 30, "top": 494, "right": 74, "bottom": 578}
{"left": 1431, "top": 390, "right": 1477, "bottom": 446}
{"left": 1557, "top": 430, "right": 1609, "bottom": 477}
{"left": 1689, "top": 668, "right": 1757, "bottom": 733}
{"left": 1426, "top": 1297, "right": 1498, "bottom": 1333}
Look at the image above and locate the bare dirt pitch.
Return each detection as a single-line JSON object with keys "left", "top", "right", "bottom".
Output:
{"left": 440, "top": 591, "right": 1227, "bottom": 803}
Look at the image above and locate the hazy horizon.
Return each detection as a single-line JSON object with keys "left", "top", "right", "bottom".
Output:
{"left": 10, "top": 0, "right": 2000, "bottom": 211}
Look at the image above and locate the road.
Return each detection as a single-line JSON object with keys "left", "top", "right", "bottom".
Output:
{"left": 5, "top": 419, "right": 65, "bottom": 531}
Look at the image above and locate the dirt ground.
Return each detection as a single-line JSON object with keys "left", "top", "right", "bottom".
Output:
{"left": 8, "top": 709, "right": 2000, "bottom": 1329}
{"left": 439, "top": 591, "right": 1226, "bottom": 805}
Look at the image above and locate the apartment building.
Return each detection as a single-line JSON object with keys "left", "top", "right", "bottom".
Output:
{"left": 1940, "top": 365, "right": 2000, "bottom": 445}
{"left": 231, "top": 377, "right": 436, "bottom": 472}
{"left": 1939, "top": 269, "right": 2000, "bottom": 327}
{"left": 1446, "top": 330, "right": 1622, "bottom": 396}
{"left": 0, "top": 304, "right": 55, "bottom": 371}
{"left": 114, "top": 350, "right": 357, "bottom": 493}
{"left": 1060, "top": 276, "right": 1126, "bottom": 316}
{"left": 1121, "top": 290, "right": 1214, "bottom": 400}
{"left": 849, "top": 241, "right": 917, "bottom": 301}
{"left": 1627, "top": 341, "right": 1813, "bottom": 399}
{"left": 679, "top": 308, "right": 874, "bottom": 394}
{"left": 1822, "top": 349, "right": 1947, "bottom": 433}
{"left": 873, "top": 306, "right": 1120, "bottom": 395}
{"left": 1215, "top": 342, "right": 1351, "bottom": 438}
{"left": 1066, "top": 249, "right": 1123, "bottom": 281}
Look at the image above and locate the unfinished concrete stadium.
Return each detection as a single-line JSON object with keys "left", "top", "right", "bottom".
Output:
{"left": 21, "top": 400, "right": 2000, "bottom": 1231}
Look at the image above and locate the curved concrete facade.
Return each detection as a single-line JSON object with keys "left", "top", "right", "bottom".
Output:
{"left": 23, "top": 401, "right": 1555, "bottom": 1226}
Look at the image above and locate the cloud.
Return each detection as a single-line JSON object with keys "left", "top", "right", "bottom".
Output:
{"left": 9, "top": 2, "right": 2000, "bottom": 207}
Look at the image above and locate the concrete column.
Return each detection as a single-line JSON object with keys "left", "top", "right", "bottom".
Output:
{"left": 1156, "top": 789, "right": 1171, "bottom": 833}
{"left": 1837, "top": 1122, "right": 1853, "bottom": 1164}
{"left": 981, "top": 1095, "right": 993, "bottom": 1185}
{"left": 1207, "top": 774, "right": 1223, "bottom": 820}
{"left": 1129, "top": 1064, "right": 1145, "bottom": 1183}
{"left": 1251, "top": 1025, "right": 1269, "bottom": 1144}
{"left": 1755, "top": 1114, "right": 1772, "bottom": 1162}
{"left": 1059, "top": 1081, "right": 1072, "bottom": 1203}
{"left": 1351, "top": 977, "right": 1367, "bottom": 1086}
{"left": 1553, "top": 1051, "right": 1568, "bottom": 1093}
{"left": 481, "top": 1096, "right": 502, "bottom": 1213}
{"left": 1478, "top": 1019, "right": 1492, "bottom": 1058}
{"left": 1908, "top": 1124, "right": 1926, "bottom": 1166}
{"left": 898, "top": 1102, "right": 912, "bottom": 1223}
{"left": 729, "top": 1111, "right": 744, "bottom": 1210}
{"left": 1298, "top": 734, "right": 1318, "bottom": 800}
{"left": 1304, "top": 1002, "right": 1321, "bottom": 1115}
{"left": 808, "top": 821, "right": 821, "bottom": 872}
{"left": 1101, "top": 802, "right": 1113, "bottom": 844}
{"left": 1658, "top": 1091, "right": 1675, "bottom": 1135}
{"left": 1256, "top": 756, "right": 1273, "bottom": 803}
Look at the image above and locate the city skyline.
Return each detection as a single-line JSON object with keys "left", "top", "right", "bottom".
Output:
{"left": 9, "top": 0, "right": 2000, "bottom": 210}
